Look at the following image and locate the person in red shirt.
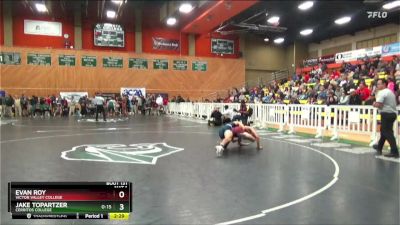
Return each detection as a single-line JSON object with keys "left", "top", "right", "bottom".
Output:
{"left": 330, "top": 69, "right": 340, "bottom": 80}
{"left": 303, "top": 73, "right": 310, "bottom": 83}
{"left": 356, "top": 81, "right": 371, "bottom": 101}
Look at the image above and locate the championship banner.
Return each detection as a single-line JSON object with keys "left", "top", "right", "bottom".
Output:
{"left": 59, "top": 92, "right": 88, "bottom": 103}
{"left": 152, "top": 37, "right": 179, "bottom": 51}
{"left": 120, "top": 88, "right": 146, "bottom": 99}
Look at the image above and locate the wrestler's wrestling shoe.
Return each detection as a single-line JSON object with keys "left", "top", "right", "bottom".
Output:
{"left": 215, "top": 145, "right": 224, "bottom": 157}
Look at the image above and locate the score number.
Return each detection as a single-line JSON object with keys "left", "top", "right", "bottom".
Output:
{"left": 119, "top": 191, "right": 125, "bottom": 211}
{"left": 108, "top": 190, "right": 129, "bottom": 220}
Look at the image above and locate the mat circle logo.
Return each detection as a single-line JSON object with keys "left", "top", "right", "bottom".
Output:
{"left": 61, "top": 143, "right": 184, "bottom": 164}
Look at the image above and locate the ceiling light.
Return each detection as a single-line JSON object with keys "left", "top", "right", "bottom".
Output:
{"left": 166, "top": 17, "right": 177, "bottom": 26}
{"left": 274, "top": 37, "right": 284, "bottom": 44}
{"left": 267, "top": 16, "right": 280, "bottom": 24}
{"left": 264, "top": 37, "right": 269, "bottom": 42}
{"left": 35, "top": 3, "right": 47, "bottom": 12}
{"left": 112, "top": 0, "right": 123, "bottom": 4}
{"left": 298, "top": 1, "right": 314, "bottom": 10}
{"left": 106, "top": 10, "right": 116, "bottom": 18}
{"left": 334, "top": 16, "right": 351, "bottom": 25}
{"left": 179, "top": 3, "right": 193, "bottom": 13}
{"left": 300, "top": 28, "right": 313, "bottom": 36}
{"left": 382, "top": 1, "right": 400, "bottom": 9}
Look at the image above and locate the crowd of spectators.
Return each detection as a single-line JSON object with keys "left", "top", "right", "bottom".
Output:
{"left": 0, "top": 93, "right": 168, "bottom": 118}
{"left": 218, "top": 55, "right": 400, "bottom": 106}
{"left": 2, "top": 55, "right": 400, "bottom": 119}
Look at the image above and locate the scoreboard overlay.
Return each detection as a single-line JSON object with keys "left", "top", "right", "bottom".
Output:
{"left": 8, "top": 182, "right": 132, "bottom": 220}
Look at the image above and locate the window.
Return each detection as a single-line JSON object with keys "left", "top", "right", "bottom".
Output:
{"left": 356, "top": 34, "right": 397, "bottom": 49}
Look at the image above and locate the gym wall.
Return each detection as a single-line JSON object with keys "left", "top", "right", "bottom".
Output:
{"left": 0, "top": 46, "right": 245, "bottom": 100}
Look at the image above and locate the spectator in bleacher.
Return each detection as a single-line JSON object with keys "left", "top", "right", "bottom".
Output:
{"left": 387, "top": 76, "right": 396, "bottom": 93}
{"left": 290, "top": 95, "right": 300, "bottom": 104}
{"left": 368, "top": 67, "right": 377, "bottom": 79}
{"left": 338, "top": 88, "right": 350, "bottom": 105}
{"left": 308, "top": 96, "right": 317, "bottom": 104}
{"left": 371, "top": 56, "right": 380, "bottom": 69}
{"left": 373, "top": 78, "right": 398, "bottom": 158}
{"left": 317, "top": 85, "right": 327, "bottom": 103}
{"left": 339, "top": 73, "right": 348, "bottom": 88}
{"left": 262, "top": 93, "right": 273, "bottom": 104}
{"left": 377, "top": 59, "right": 386, "bottom": 72}
{"left": 330, "top": 69, "right": 340, "bottom": 80}
{"left": 395, "top": 68, "right": 400, "bottom": 85}
{"left": 356, "top": 81, "right": 371, "bottom": 102}
{"left": 346, "top": 79, "right": 357, "bottom": 92}
{"left": 327, "top": 83, "right": 335, "bottom": 93}
{"left": 304, "top": 72, "right": 310, "bottom": 83}
{"left": 349, "top": 89, "right": 362, "bottom": 105}
{"left": 321, "top": 62, "right": 328, "bottom": 72}
{"left": 326, "top": 91, "right": 338, "bottom": 106}
{"left": 352, "top": 67, "right": 360, "bottom": 79}
{"left": 291, "top": 73, "right": 298, "bottom": 81}
{"left": 360, "top": 64, "right": 369, "bottom": 78}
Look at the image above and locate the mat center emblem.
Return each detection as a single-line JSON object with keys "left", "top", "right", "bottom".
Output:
{"left": 61, "top": 143, "right": 184, "bottom": 164}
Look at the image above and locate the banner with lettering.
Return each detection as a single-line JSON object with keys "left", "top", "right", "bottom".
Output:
{"left": 152, "top": 37, "right": 180, "bottom": 51}
{"left": 120, "top": 87, "right": 146, "bottom": 99}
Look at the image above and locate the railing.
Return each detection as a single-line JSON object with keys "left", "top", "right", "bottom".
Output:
{"left": 167, "top": 102, "right": 400, "bottom": 147}
{"left": 272, "top": 69, "right": 289, "bottom": 81}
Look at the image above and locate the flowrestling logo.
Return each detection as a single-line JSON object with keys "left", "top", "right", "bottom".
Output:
{"left": 367, "top": 11, "right": 387, "bottom": 18}
{"left": 61, "top": 143, "right": 184, "bottom": 164}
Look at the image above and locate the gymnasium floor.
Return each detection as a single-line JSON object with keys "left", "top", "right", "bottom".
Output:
{"left": 1, "top": 115, "right": 399, "bottom": 225}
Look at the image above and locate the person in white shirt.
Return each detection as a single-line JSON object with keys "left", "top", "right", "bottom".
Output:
{"left": 14, "top": 95, "right": 22, "bottom": 117}
{"left": 221, "top": 105, "right": 236, "bottom": 123}
{"left": 94, "top": 94, "right": 106, "bottom": 122}
{"left": 156, "top": 95, "right": 163, "bottom": 115}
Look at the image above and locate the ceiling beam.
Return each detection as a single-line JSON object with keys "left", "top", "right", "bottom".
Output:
{"left": 182, "top": 0, "right": 258, "bottom": 34}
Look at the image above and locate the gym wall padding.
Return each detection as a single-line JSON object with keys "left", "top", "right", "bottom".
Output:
{"left": 0, "top": 47, "right": 245, "bottom": 99}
